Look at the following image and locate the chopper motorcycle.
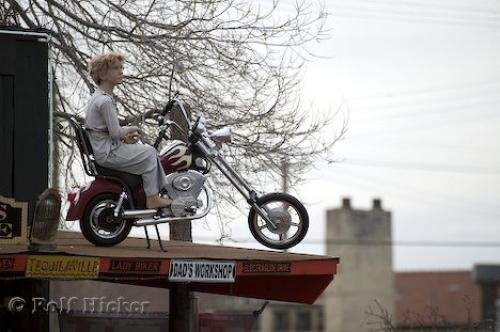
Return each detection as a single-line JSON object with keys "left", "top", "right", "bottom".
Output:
{"left": 65, "top": 98, "right": 309, "bottom": 250}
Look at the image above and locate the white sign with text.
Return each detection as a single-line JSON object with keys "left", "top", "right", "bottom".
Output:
{"left": 168, "top": 260, "right": 235, "bottom": 283}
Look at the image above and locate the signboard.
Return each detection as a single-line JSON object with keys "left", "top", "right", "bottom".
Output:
{"left": 0, "top": 255, "right": 27, "bottom": 275}
{"left": 242, "top": 261, "right": 292, "bottom": 274}
{"left": 169, "top": 260, "right": 235, "bottom": 283}
{"left": 102, "top": 258, "right": 166, "bottom": 275}
{"left": 26, "top": 255, "right": 100, "bottom": 279}
{"left": 0, "top": 196, "right": 28, "bottom": 244}
{"left": 0, "top": 257, "right": 15, "bottom": 270}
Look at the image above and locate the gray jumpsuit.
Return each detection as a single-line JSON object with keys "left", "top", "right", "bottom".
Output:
{"left": 84, "top": 88, "right": 167, "bottom": 196}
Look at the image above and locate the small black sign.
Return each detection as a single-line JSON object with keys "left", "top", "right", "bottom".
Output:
{"left": 108, "top": 259, "right": 162, "bottom": 274}
{"left": 0, "top": 196, "right": 28, "bottom": 244}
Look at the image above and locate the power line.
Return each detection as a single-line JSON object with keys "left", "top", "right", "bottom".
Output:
{"left": 351, "top": 92, "right": 500, "bottom": 114}
{"left": 332, "top": 0, "right": 500, "bottom": 18}
{"left": 353, "top": 99, "right": 500, "bottom": 123}
{"left": 332, "top": 3, "right": 500, "bottom": 26}
{"left": 357, "top": 100, "right": 500, "bottom": 123}
{"left": 58, "top": 235, "right": 500, "bottom": 248}
{"left": 328, "top": 159, "right": 500, "bottom": 221}
{"left": 344, "top": 96, "right": 500, "bottom": 138}
{"left": 347, "top": 80, "right": 500, "bottom": 102}
{"left": 333, "top": 9, "right": 500, "bottom": 30}
{"left": 194, "top": 238, "right": 500, "bottom": 247}
{"left": 344, "top": 137, "right": 500, "bottom": 155}
{"left": 321, "top": 165, "right": 500, "bottom": 220}
{"left": 341, "top": 83, "right": 500, "bottom": 123}
{"left": 342, "top": 158, "right": 500, "bottom": 175}
{"left": 350, "top": 109, "right": 500, "bottom": 137}
{"left": 324, "top": 239, "right": 500, "bottom": 247}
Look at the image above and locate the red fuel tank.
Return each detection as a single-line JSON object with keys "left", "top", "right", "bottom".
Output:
{"left": 159, "top": 140, "right": 192, "bottom": 174}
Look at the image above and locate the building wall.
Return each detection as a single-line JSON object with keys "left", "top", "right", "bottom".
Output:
{"left": 396, "top": 271, "right": 482, "bottom": 327}
{"left": 194, "top": 292, "right": 324, "bottom": 332}
{"left": 0, "top": 28, "right": 50, "bottom": 223}
{"left": 254, "top": 303, "right": 323, "bottom": 332}
{"left": 325, "top": 198, "right": 395, "bottom": 332}
{"left": 50, "top": 280, "right": 170, "bottom": 313}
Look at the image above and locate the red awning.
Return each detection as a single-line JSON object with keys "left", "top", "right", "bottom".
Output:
{"left": 0, "top": 231, "right": 339, "bottom": 304}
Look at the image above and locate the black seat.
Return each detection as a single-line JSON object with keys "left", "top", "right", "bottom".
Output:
{"left": 94, "top": 164, "right": 142, "bottom": 190}
{"left": 68, "top": 117, "right": 143, "bottom": 205}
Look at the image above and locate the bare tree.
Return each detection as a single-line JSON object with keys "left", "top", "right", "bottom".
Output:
{"left": 2, "top": 0, "right": 347, "bottom": 234}
{"left": 365, "top": 298, "right": 496, "bottom": 332}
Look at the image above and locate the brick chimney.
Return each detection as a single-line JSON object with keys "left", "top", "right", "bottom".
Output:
{"left": 372, "top": 198, "right": 382, "bottom": 210}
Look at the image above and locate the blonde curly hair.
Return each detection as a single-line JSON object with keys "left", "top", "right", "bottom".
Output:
{"left": 88, "top": 52, "right": 125, "bottom": 85}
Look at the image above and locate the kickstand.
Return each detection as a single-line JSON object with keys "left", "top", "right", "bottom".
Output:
{"left": 144, "top": 226, "right": 151, "bottom": 249}
{"left": 154, "top": 224, "right": 167, "bottom": 252}
{"left": 143, "top": 225, "right": 167, "bottom": 252}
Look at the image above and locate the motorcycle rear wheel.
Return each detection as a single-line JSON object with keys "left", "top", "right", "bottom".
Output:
{"left": 248, "top": 192, "right": 309, "bottom": 250}
{"left": 80, "top": 193, "right": 132, "bottom": 247}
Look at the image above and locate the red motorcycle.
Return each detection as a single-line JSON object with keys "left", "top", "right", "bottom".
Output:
{"left": 66, "top": 99, "right": 309, "bottom": 250}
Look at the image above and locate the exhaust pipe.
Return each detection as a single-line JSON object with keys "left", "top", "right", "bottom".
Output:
{"left": 133, "top": 206, "right": 211, "bottom": 226}
{"left": 123, "top": 209, "right": 158, "bottom": 219}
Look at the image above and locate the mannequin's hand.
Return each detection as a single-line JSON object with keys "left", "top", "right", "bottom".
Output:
{"left": 123, "top": 131, "right": 141, "bottom": 144}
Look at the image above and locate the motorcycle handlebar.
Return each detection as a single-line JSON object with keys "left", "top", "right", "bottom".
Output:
{"left": 192, "top": 115, "right": 201, "bottom": 133}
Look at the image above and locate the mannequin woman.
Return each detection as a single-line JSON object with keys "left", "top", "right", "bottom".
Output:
{"left": 84, "top": 52, "right": 171, "bottom": 209}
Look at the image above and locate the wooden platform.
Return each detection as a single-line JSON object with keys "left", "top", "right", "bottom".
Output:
{"left": 0, "top": 231, "right": 339, "bottom": 304}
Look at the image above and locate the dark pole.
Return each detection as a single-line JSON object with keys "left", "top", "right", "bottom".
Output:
{"left": 51, "top": 70, "right": 60, "bottom": 193}
{"left": 0, "top": 279, "right": 49, "bottom": 331}
{"left": 480, "top": 282, "right": 497, "bottom": 328}
{"left": 168, "top": 103, "right": 193, "bottom": 332}
{"left": 281, "top": 157, "right": 289, "bottom": 195}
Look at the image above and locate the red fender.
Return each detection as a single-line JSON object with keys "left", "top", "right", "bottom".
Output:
{"left": 65, "top": 178, "right": 124, "bottom": 221}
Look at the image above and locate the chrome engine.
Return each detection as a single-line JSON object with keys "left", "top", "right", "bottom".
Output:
{"left": 163, "top": 170, "right": 206, "bottom": 217}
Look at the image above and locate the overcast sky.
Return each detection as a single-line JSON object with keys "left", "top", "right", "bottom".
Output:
{"left": 296, "top": 0, "right": 500, "bottom": 271}
{"left": 125, "top": 0, "right": 500, "bottom": 271}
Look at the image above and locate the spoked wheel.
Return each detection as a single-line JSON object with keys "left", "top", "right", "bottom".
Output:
{"left": 248, "top": 193, "right": 309, "bottom": 250}
{"left": 80, "top": 193, "right": 132, "bottom": 247}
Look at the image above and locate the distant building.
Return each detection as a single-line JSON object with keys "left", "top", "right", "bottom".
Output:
{"left": 196, "top": 294, "right": 323, "bottom": 332}
{"left": 253, "top": 300, "right": 323, "bottom": 332}
{"left": 325, "top": 198, "right": 395, "bottom": 332}
{"left": 473, "top": 265, "right": 500, "bottom": 330}
{"left": 245, "top": 269, "right": 492, "bottom": 331}
{"left": 395, "top": 271, "right": 482, "bottom": 330}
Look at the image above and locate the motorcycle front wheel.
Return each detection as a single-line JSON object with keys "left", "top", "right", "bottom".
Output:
{"left": 248, "top": 192, "right": 309, "bottom": 250}
{"left": 80, "top": 193, "right": 132, "bottom": 247}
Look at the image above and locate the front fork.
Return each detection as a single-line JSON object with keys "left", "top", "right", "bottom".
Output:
{"left": 197, "top": 140, "right": 277, "bottom": 229}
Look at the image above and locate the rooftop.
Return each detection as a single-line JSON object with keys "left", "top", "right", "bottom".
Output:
{"left": 0, "top": 231, "right": 339, "bottom": 304}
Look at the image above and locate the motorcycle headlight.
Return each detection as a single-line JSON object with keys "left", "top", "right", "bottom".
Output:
{"left": 193, "top": 114, "right": 208, "bottom": 135}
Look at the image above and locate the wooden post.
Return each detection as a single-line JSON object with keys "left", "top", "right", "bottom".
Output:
{"left": 281, "top": 158, "right": 290, "bottom": 252}
{"left": 168, "top": 102, "right": 194, "bottom": 332}
{"left": 281, "top": 157, "right": 289, "bottom": 194}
